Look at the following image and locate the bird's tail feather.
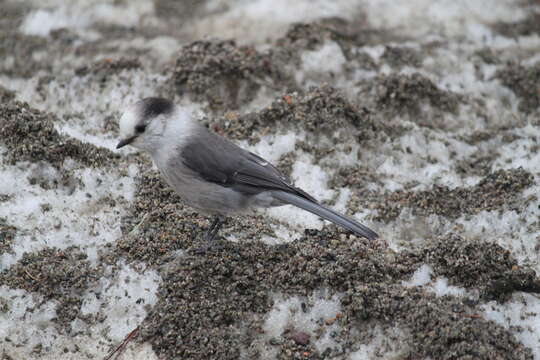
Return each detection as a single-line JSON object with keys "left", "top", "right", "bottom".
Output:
{"left": 271, "top": 191, "right": 379, "bottom": 240}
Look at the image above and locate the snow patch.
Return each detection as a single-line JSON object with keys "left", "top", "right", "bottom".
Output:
{"left": 79, "top": 264, "right": 161, "bottom": 341}
{"left": 262, "top": 292, "right": 343, "bottom": 356}
{"left": 20, "top": 8, "right": 90, "bottom": 37}
{"left": 402, "top": 264, "right": 468, "bottom": 297}
{"left": 194, "top": 0, "right": 360, "bottom": 44}
{"left": 240, "top": 131, "right": 300, "bottom": 164}
{"left": 0, "top": 160, "right": 138, "bottom": 269}
{"left": 361, "top": 0, "right": 528, "bottom": 41}
{"left": 402, "top": 264, "right": 433, "bottom": 287}
{"left": 0, "top": 264, "right": 160, "bottom": 359}
{"left": 20, "top": 1, "right": 155, "bottom": 37}
{"left": 296, "top": 41, "right": 347, "bottom": 85}
{"left": 349, "top": 326, "right": 407, "bottom": 359}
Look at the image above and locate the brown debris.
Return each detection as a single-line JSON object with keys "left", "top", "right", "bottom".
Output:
{"left": 169, "top": 39, "right": 293, "bottom": 111}
{"left": 421, "top": 233, "right": 540, "bottom": 301}
{"left": 138, "top": 228, "right": 537, "bottom": 359}
{"left": 74, "top": 57, "right": 141, "bottom": 77}
{"left": 493, "top": 13, "right": 540, "bottom": 38}
{"left": 0, "top": 217, "right": 16, "bottom": 256}
{"left": 374, "top": 73, "right": 462, "bottom": 116}
{"left": 496, "top": 62, "right": 540, "bottom": 113}
{"left": 0, "top": 101, "right": 116, "bottom": 168}
{"left": 290, "top": 331, "right": 310, "bottom": 345}
{"left": 216, "top": 85, "right": 381, "bottom": 144}
{"left": 0, "top": 247, "right": 101, "bottom": 331}
{"left": 375, "top": 168, "right": 533, "bottom": 222}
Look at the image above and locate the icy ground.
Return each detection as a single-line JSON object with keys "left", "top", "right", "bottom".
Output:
{"left": 1, "top": 0, "right": 540, "bottom": 359}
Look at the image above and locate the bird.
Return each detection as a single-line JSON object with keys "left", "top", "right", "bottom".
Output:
{"left": 116, "top": 97, "right": 378, "bottom": 246}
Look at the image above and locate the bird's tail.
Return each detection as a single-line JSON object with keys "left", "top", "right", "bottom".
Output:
{"left": 271, "top": 191, "right": 379, "bottom": 240}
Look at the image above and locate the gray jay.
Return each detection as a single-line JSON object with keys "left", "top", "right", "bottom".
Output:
{"left": 116, "top": 97, "right": 378, "bottom": 244}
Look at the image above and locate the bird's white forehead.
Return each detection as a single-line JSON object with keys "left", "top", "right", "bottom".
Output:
{"left": 118, "top": 105, "right": 139, "bottom": 138}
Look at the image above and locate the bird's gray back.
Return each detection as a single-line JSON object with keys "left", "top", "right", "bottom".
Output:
{"left": 180, "top": 126, "right": 316, "bottom": 201}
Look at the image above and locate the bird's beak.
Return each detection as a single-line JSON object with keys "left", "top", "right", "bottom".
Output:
{"left": 116, "top": 136, "right": 136, "bottom": 149}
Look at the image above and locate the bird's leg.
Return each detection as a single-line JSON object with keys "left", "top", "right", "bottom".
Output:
{"left": 192, "top": 216, "right": 225, "bottom": 254}
{"left": 204, "top": 216, "right": 224, "bottom": 242}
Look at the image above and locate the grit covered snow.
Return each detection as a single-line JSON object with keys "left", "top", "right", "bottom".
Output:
{"left": 1, "top": 0, "right": 539, "bottom": 359}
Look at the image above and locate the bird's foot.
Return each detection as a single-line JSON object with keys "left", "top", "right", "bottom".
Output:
{"left": 190, "top": 216, "right": 226, "bottom": 254}
{"left": 190, "top": 239, "right": 224, "bottom": 255}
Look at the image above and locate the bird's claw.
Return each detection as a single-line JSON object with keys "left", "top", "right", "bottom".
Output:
{"left": 190, "top": 239, "right": 224, "bottom": 255}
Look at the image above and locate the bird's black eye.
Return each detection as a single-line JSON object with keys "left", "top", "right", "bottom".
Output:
{"left": 135, "top": 124, "right": 146, "bottom": 133}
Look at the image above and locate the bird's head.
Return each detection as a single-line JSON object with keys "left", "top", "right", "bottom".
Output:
{"left": 116, "top": 97, "right": 175, "bottom": 152}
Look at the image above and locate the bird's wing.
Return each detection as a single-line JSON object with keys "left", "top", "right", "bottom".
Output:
{"left": 180, "top": 129, "right": 317, "bottom": 202}
{"left": 179, "top": 128, "right": 379, "bottom": 241}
